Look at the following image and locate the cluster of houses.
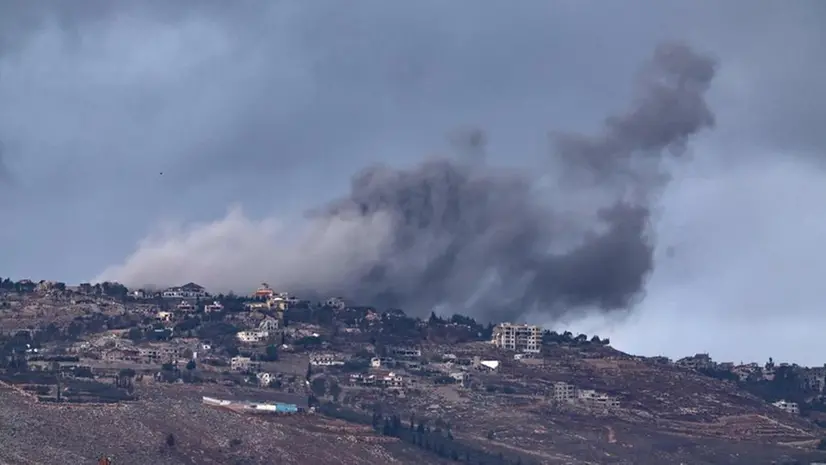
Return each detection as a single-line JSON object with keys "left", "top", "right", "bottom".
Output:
{"left": 658, "top": 353, "right": 826, "bottom": 416}
{"left": 70, "top": 332, "right": 205, "bottom": 366}
{"left": 236, "top": 316, "right": 281, "bottom": 343}
{"left": 135, "top": 281, "right": 293, "bottom": 314}
{"left": 17, "top": 278, "right": 823, "bottom": 421}
{"left": 137, "top": 282, "right": 288, "bottom": 341}
{"left": 672, "top": 353, "right": 826, "bottom": 392}
{"left": 305, "top": 343, "right": 505, "bottom": 395}
{"left": 552, "top": 381, "right": 621, "bottom": 410}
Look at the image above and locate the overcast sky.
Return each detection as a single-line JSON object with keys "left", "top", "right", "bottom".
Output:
{"left": 1, "top": 1, "right": 825, "bottom": 365}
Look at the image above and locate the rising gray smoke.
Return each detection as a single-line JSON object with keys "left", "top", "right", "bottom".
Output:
{"left": 304, "top": 42, "right": 717, "bottom": 321}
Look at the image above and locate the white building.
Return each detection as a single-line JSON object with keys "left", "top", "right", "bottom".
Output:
{"left": 390, "top": 347, "right": 422, "bottom": 359}
{"left": 351, "top": 371, "right": 405, "bottom": 389}
{"left": 205, "top": 301, "right": 224, "bottom": 313}
{"left": 230, "top": 356, "right": 262, "bottom": 372}
{"left": 257, "top": 372, "right": 274, "bottom": 386}
{"left": 310, "top": 353, "right": 346, "bottom": 366}
{"left": 245, "top": 301, "right": 269, "bottom": 311}
{"left": 371, "top": 357, "right": 395, "bottom": 369}
{"left": 491, "top": 323, "right": 541, "bottom": 353}
{"left": 259, "top": 317, "right": 280, "bottom": 331}
{"left": 773, "top": 399, "right": 799, "bottom": 415}
{"left": 162, "top": 283, "right": 208, "bottom": 299}
{"left": 237, "top": 330, "right": 269, "bottom": 343}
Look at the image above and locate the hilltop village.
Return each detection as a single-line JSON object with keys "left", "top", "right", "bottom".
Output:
{"left": 1, "top": 277, "right": 826, "bottom": 464}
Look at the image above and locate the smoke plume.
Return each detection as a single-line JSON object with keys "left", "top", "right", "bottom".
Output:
{"left": 98, "top": 42, "right": 717, "bottom": 322}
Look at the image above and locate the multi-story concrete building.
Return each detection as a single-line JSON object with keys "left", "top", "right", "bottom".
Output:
{"left": 204, "top": 301, "right": 224, "bottom": 313}
{"left": 491, "top": 323, "right": 541, "bottom": 353}
{"left": 578, "top": 389, "right": 621, "bottom": 409}
{"left": 553, "top": 381, "right": 577, "bottom": 403}
{"left": 773, "top": 399, "right": 799, "bottom": 415}
{"left": 230, "top": 356, "right": 262, "bottom": 373}
{"left": 138, "top": 345, "right": 184, "bottom": 364}
{"left": 552, "top": 381, "right": 620, "bottom": 409}
{"left": 675, "top": 353, "right": 715, "bottom": 371}
{"left": 237, "top": 330, "right": 269, "bottom": 343}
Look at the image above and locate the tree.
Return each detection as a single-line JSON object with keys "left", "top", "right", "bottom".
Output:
{"left": 265, "top": 344, "right": 279, "bottom": 361}
{"left": 382, "top": 418, "right": 392, "bottom": 436}
{"left": 165, "top": 433, "right": 176, "bottom": 447}
{"left": 66, "top": 321, "right": 84, "bottom": 339}
{"left": 127, "top": 327, "right": 143, "bottom": 341}
{"left": 328, "top": 381, "right": 342, "bottom": 401}
{"left": 310, "top": 377, "right": 326, "bottom": 397}
{"left": 590, "top": 335, "right": 602, "bottom": 344}
{"left": 186, "top": 360, "right": 197, "bottom": 371}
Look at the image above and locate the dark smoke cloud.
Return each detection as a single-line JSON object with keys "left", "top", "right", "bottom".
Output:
{"left": 309, "top": 42, "right": 717, "bottom": 321}
{"left": 101, "top": 42, "right": 718, "bottom": 323}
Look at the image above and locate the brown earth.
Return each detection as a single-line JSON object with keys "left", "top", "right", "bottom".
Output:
{"left": 0, "top": 382, "right": 449, "bottom": 465}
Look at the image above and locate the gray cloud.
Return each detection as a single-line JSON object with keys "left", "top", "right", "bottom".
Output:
{"left": 2, "top": 1, "right": 825, "bottom": 363}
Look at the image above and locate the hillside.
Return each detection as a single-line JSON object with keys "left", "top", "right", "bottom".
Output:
{"left": 0, "top": 382, "right": 451, "bottom": 465}
{"left": 351, "top": 342, "right": 826, "bottom": 464}
{"left": 1, "top": 281, "right": 826, "bottom": 464}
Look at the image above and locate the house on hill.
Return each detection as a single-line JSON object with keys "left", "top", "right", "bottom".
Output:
{"left": 176, "top": 300, "right": 196, "bottom": 312}
{"left": 162, "top": 283, "right": 208, "bottom": 299}
{"left": 205, "top": 301, "right": 224, "bottom": 313}
{"left": 676, "top": 353, "right": 714, "bottom": 371}
{"left": 253, "top": 283, "right": 275, "bottom": 299}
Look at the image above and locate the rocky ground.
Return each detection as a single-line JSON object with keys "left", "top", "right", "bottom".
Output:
{"left": 0, "top": 382, "right": 448, "bottom": 465}
{"left": 338, "top": 343, "right": 826, "bottom": 464}
{"left": 3, "top": 291, "right": 826, "bottom": 464}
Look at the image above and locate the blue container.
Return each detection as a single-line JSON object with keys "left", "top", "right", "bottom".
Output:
{"left": 275, "top": 403, "right": 298, "bottom": 413}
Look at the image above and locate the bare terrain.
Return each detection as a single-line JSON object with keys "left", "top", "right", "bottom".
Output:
{"left": 1, "top": 284, "right": 826, "bottom": 465}
{"left": 0, "top": 382, "right": 448, "bottom": 465}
